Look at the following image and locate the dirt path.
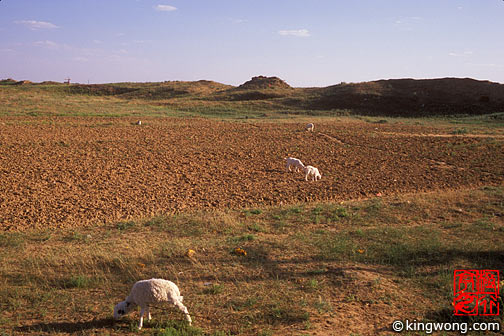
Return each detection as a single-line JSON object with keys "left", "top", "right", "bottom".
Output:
{"left": 381, "top": 131, "right": 504, "bottom": 138}
{"left": 318, "top": 131, "right": 469, "bottom": 172}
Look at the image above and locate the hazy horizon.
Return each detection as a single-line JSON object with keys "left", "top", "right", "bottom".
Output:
{"left": 4, "top": 75, "right": 504, "bottom": 89}
{"left": 1, "top": 0, "right": 503, "bottom": 86}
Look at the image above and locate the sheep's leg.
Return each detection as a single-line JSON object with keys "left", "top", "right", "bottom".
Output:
{"left": 174, "top": 300, "right": 192, "bottom": 326}
{"left": 138, "top": 307, "right": 146, "bottom": 330}
{"left": 305, "top": 173, "right": 309, "bottom": 181}
{"left": 146, "top": 306, "right": 151, "bottom": 321}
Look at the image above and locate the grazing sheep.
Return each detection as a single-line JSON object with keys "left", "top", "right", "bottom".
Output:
{"left": 114, "top": 278, "right": 192, "bottom": 330}
{"left": 136, "top": 120, "right": 142, "bottom": 125}
{"left": 304, "top": 165, "right": 322, "bottom": 181}
{"left": 306, "top": 123, "right": 314, "bottom": 132}
{"left": 285, "top": 157, "right": 305, "bottom": 173}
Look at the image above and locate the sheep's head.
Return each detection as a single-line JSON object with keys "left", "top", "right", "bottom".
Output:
{"left": 113, "top": 300, "right": 135, "bottom": 320}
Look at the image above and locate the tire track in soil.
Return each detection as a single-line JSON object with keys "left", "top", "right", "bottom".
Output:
{"left": 317, "top": 131, "right": 502, "bottom": 176}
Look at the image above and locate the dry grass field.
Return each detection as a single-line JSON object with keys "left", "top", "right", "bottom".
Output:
{"left": 1, "top": 187, "right": 503, "bottom": 335}
{"left": 0, "top": 81, "right": 504, "bottom": 335}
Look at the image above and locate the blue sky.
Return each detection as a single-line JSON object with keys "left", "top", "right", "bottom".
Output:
{"left": 1, "top": 0, "right": 503, "bottom": 86}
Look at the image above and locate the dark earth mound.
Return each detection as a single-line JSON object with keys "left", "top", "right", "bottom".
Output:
{"left": 0, "top": 78, "right": 18, "bottom": 85}
{"left": 308, "top": 78, "right": 504, "bottom": 116}
{"left": 238, "top": 76, "right": 292, "bottom": 90}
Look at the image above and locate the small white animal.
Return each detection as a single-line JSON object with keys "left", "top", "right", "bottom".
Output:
{"left": 304, "top": 165, "right": 322, "bottom": 181}
{"left": 285, "top": 157, "right": 305, "bottom": 172}
{"left": 306, "top": 123, "right": 314, "bottom": 132}
{"left": 136, "top": 120, "right": 142, "bottom": 125}
{"left": 114, "top": 278, "right": 192, "bottom": 330}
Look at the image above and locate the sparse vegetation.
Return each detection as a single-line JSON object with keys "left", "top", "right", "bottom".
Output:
{"left": 2, "top": 77, "right": 504, "bottom": 119}
{"left": 0, "top": 187, "right": 503, "bottom": 335}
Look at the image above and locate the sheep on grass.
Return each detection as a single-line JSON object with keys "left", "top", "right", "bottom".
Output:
{"left": 113, "top": 278, "right": 192, "bottom": 330}
{"left": 306, "top": 123, "right": 314, "bottom": 132}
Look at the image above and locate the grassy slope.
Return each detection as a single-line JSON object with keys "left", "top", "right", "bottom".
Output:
{"left": 0, "top": 186, "right": 503, "bottom": 335}
{"left": 2, "top": 84, "right": 504, "bottom": 135}
{"left": 2, "top": 79, "right": 504, "bottom": 122}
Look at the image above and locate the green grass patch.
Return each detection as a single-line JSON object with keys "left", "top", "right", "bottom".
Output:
{"left": 202, "top": 284, "right": 224, "bottom": 295}
{"left": 62, "top": 275, "right": 95, "bottom": 289}
{"left": 152, "top": 320, "right": 204, "bottom": 336}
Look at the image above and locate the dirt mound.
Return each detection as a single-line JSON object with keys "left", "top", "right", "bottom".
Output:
{"left": 238, "top": 76, "right": 292, "bottom": 90}
{"left": 0, "top": 78, "right": 18, "bottom": 85}
{"left": 217, "top": 76, "right": 294, "bottom": 101}
{"left": 15, "top": 80, "right": 33, "bottom": 85}
{"left": 310, "top": 78, "right": 504, "bottom": 116}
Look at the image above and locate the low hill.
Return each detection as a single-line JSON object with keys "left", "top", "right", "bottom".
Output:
{"left": 309, "top": 78, "right": 504, "bottom": 116}
{"left": 0, "top": 78, "right": 18, "bottom": 85}
{"left": 210, "top": 76, "right": 295, "bottom": 101}
{"left": 217, "top": 76, "right": 504, "bottom": 116}
{"left": 2, "top": 76, "right": 504, "bottom": 117}
{"left": 63, "top": 80, "right": 232, "bottom": 99}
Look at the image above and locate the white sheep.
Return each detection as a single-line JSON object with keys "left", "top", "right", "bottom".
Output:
{"left": 285, "top": 157, "right": 305, "bottom": 173}
{"left": 304, "top": 165, "right": 322, "bottom": 181}
{"left": 136, "top": 120, "right": 142, "bottom": 125}
{"left": 305, "top": 123, "right": 314, "bottom": 132}
{"left": 113, "top": 278, "right": 192, "bottom": 330}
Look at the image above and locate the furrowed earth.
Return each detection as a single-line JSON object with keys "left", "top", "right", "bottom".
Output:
{"left": 1, "top": 117, "right": 502, "bottom": 231}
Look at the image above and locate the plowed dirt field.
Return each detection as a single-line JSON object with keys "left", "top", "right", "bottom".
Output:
{"left": 1, "top": 117, "right": 502, "bottom": 231}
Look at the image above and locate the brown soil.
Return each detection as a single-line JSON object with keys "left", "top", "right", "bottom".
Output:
{"left": 0, "top": 117, "right": 502, "bottom": 231}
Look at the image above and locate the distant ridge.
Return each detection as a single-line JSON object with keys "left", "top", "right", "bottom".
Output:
{"left": 2, "top": 76, "right": 504, "bottom": 116}
{"left": 310, "top": 77, "right": 504, "bottom": 116}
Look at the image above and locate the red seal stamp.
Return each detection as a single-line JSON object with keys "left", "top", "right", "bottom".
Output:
{"left": 453, "top": 270, "right": 499, "bottom": 316}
